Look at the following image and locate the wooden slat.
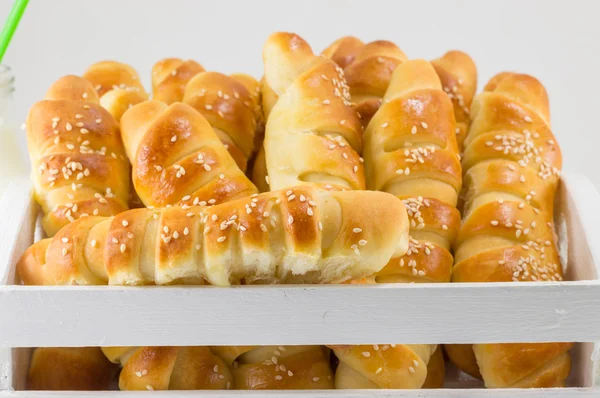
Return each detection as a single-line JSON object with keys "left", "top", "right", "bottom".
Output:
{"left": 1, "top": 282, "right": 600, "bottom": 347}
{"left": 0, "top": 387, "right": 598, "bottom": 397}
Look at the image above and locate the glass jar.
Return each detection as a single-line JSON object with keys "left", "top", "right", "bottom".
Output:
{"left": 0, "top": 65, "right": 28, "bottom": 198}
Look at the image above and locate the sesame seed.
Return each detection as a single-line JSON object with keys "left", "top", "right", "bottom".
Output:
{"left": 204, "top": 164, "right": 211, "bottom": 171}
{"left": 420, "top": 122, "right": 428, "bottom": 129}
{"left": 288, "top": 215, "right": 294, "bottom": 225}
{"left": 61, "top": 237, "right": 69, "bottom": 243}
{"left": 491, "top": 220, "right": 499, "bottom": 226}
{"left": 122, "top": 220, "right": 129, "bottom": 227}
{"left": 307, "top": 207, "right": 314, "bottom": 216}
{"left": 375, "top": 367, "right": 383, "bottom": 374}
{"left": 409, "top": 366, "right": 416, "bottom": 373}
{"left": 205, "top": 104, "right": 213, "bottom": 110}
{"left": 91, "top": 239, "right": 97, "bottom": 248}
{"left": 322, "top": 99, "right": 330, "bottom": 105}
{"left": 217, "top": 236, "right": 227, "bottom": 243}
{"left": 353, "top": 228, "right": 362, "bottom": 233}
{"left": 184, "top": 227, "right": 189, "bottom": 235}
{"left": 120, "top": 244, "right": 126, "bottom": 253}
{"left": 381, "top": 122, "right": 389, "bottom": 128}
{"left": 353, "top": 165, "right": 358, "bottom": 173}
{"left": 411, "top": 126, "right": 417, "bottom": 134}
{"left": 524, "top": 116, "right": 532, "bottom": 123}
{"left": 359, "top": 239, "right": 367, "bottom": 246}
{"left": 362, "top": 351, "right": 370, "bottom": 357}
{"left": 171, "top": 135, "right": 177, "bottom": 142}
{"left": 275, "top": 375, "right": 283, "bottom": 381}
{"left": 318, "top": 222, "right": 323, "bottom": 231}
{"left": 146, "top": 385, "right": 154, "bottom": 391}
{"left": 312, "top": 377, "right": 320, "bottom": 382}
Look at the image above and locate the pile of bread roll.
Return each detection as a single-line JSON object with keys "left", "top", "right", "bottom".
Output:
{"left": 17, "top": 32, "right": 570, "bottom": 391}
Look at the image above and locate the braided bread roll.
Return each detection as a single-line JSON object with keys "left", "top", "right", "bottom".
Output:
{"left": 431, "top": 51, "right": 477, "bottom": 152}
{"left": 26, "top": 75, "right": 130, "bottom": 236}
{"left": 119, "top": 101, "right": 257, "bottom": 207}
{"left": 262, "top": 32, "right": 365, "bottom": 191}
{"left": 103, "top": 346, "right": 232, "bottom": 391}
{"left": 323, "top": 37, "right": 408, "bottom": 128}
{"left": 83, "top": 61, "right": 149, "bottom": 121}
{"left": 225, "top": 346, "right": 334, "bottom": 389}
{"left": 27, "top": 347, "right": 116, "bottom": 390}
{"left": 365, "top": 59, "right": 462, "bottom": 284}
{"left": 152, "top": 58, "right": 205, "bottom": 104}
{"left": 182, "top": 72, "right": 260, "bottom": 172}
{"left": 449, "top": 72, "right": 572, "bottom": 388}
{"left": 331, "top": 344, "right": 437, "bottom": 389}
{"left": 18, "top": 186, "right": 409, "bottom": 287}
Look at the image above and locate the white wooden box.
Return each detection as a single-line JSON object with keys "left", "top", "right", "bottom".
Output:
{"left": 0, "top": 173, "right": 599, "bottom": 397}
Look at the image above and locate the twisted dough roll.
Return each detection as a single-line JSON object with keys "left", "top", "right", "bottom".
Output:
{"left": 18, "top": 186, "right": 409, "bottom": 286}
{"left": 225, "top": 346, "right": 334, "bottom": 389}
{"left": 364, "top": 59, "right": 462, "bottom": 284}
{"left": 331, "top": 344, "right": 438, "bottom": 389}
{"left": 449, "top": 72, "right": 571, "bottom": 388}
{"left": 323, "top": 37, "right": 408, "bottom": 128}
{"left": 27, "top": 347, "right": 116, "bottom": 390}
{"left": 182, "top": 72, "right": 260, "bottom": 172}
{"left": 83, "top": 61, "right": 149, "bottom": 121}
{"left": 26, "top": 75, "right": 130, "bottom": 236}
{"left": 103, "top": 346, "right": 232, "bottom": 391}
{"left": 431, "top": 51, "right": 477, "bottom": 152}
{"left": 120, "top": 101, "right": 257, "bottom": 207}
{"left": 152, "top": 58, "right": 205, "bottom": 104}
{"left": 261, "top": 32, "right": 365, "bottom": 191}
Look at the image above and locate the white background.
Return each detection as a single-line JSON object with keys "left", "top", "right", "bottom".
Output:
{"left": 2, "top": 0, "right": 599, "bottom": 188}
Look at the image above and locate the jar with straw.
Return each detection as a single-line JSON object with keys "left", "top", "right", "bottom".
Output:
{"left": 0, "top": 0, "right": 29, "bottom": 198}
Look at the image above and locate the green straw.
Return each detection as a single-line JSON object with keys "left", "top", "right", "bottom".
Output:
{"left": 0, "top": 0, "right": 29, "bottom": 63}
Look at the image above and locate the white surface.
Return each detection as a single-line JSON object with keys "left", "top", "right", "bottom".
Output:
{"left": 2, "top": 282, "right": 600, "bottom": 347}
{"left": 1, "top": 0, "right": 599, "bottom": 189}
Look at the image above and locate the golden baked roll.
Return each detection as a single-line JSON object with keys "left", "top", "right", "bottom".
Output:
{"left": 18, "top": 186, "right": 410, "bottom": 287}
{"left": 261, "top": 32, "right": 364, "bottom": 191}
{"left": 183, "top": 72, "right": 260, "bottom": 172}
{"left": 152, "top": 58, "right": 205, "bottom": 104}
{"left": 431, "top": 51, "right": 477, "bottom": 152}
{"left": 323, "top": 37, "right": 408, "bottom": 128}
{"left": 27, "top": 347, "right": 116, "bottom": 390}
{"left": 449, "top": 72, "right": 572, "bottom": 388}
{"left": 83, "top": 61, "right": 149, "bottom": 121}
{"left": 26, "top": 75, "right": 129, "bottom": 236}
{"left": 120, "top": 101, "right": 257, "bottom": 207}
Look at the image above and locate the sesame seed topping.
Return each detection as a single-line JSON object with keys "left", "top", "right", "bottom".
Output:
{"left": 217, "top": 236, "right": 227, "bottom": 243}
{"left": 122, "top": 220, "right": 129, "bottom": 227}
{"left": 362, "top": 351, "right": 370, "bottom": 357}
{"left": 381, "top": 122, "right": 389, "bottom": 128}
{"left": 120, "top": 244, "right": 126, "bottom": 253}
{"left": 312, "top": 377, "right": 320, "bottom": 382}
{"left": 420, "top": 122, "right": 428, "bottom": 129}
{"left": 353, "top": 228, "right": 362, "bottom": 233}
{"left": 409, "top": 366, "right": 416, "bottom": 374}
{"left": 288, "top": 215, "right": 294, "bottom": 225}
